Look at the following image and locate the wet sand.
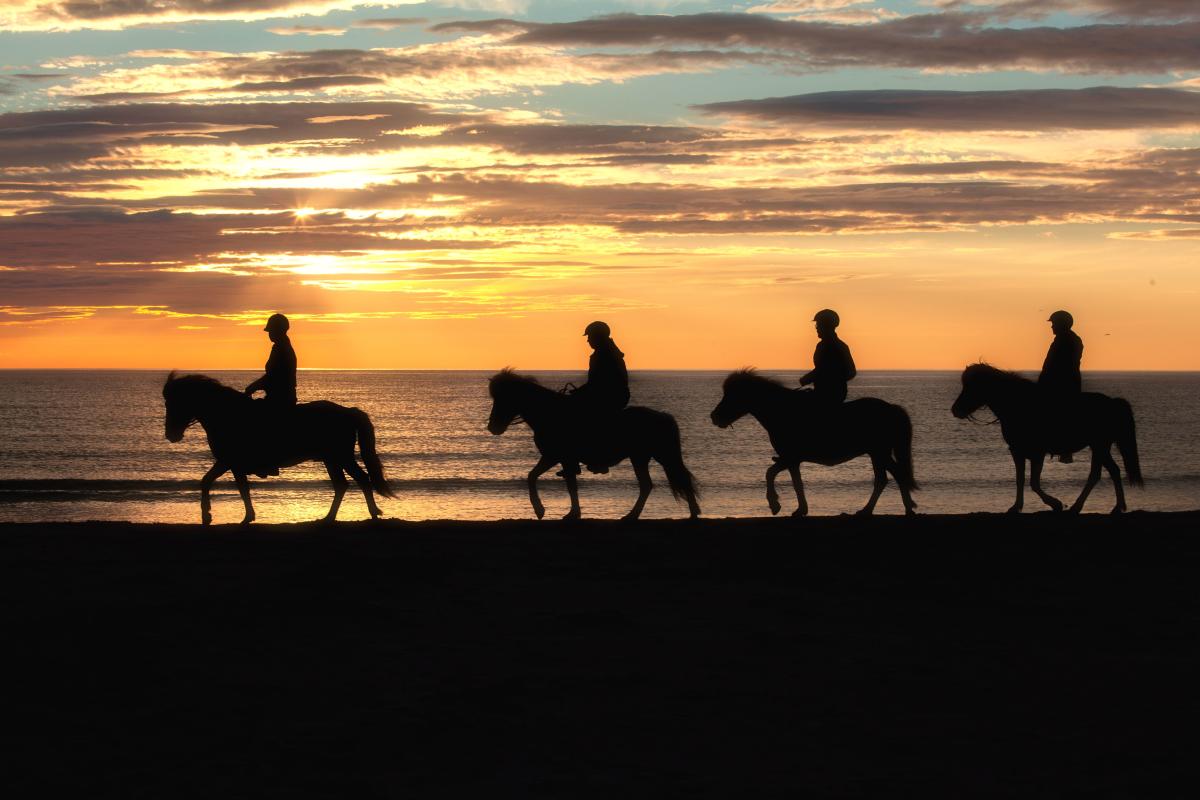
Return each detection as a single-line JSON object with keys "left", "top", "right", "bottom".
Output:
{"left": 4, "top": 513, "right": 1198, "bottom": 797}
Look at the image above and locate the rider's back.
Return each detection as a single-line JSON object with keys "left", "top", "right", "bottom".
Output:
{"left": 1038, "top": 330, "right": 1083, "bottom": 396}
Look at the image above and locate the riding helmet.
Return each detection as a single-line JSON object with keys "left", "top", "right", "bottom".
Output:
{"left": 813, "top": 309, "right": 840, "bottom": 328}
{"left": 264, "top": 313, "right": 290, "bottom": 333}
{"left": 1048, "top": 310, "right": 1074, "bottom": 328}
{"left": 583, "top": 320, "right": 611, "bottom": 338}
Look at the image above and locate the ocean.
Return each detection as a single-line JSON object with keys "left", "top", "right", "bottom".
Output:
{"left": 0, "top": 370, "right": 1196, "bottom": 523}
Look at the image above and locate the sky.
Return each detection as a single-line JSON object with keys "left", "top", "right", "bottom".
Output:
{"left": 2, "top": 0, "right": 1199, "bottom": 370}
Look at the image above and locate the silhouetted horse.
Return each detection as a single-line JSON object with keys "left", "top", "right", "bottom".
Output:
{"left": 163, "top": 373, "right": 394, "bottom": 525}
{"left": 711, "top": 370, "right": 918, "bottom": 516}
{"left": 487, "top": 369, "right": 700, "bottom": 521}
{"left": 952, "top": 363, "right": 1143, "bottom": 514}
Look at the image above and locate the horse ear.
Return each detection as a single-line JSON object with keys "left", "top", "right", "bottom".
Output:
{"left": 166, "top": 370, "right": 178, "bottom": 385}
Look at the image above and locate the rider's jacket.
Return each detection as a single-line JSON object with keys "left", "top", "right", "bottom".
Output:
{"left": 263, "top": 337, "right": 298, "bottom": 407}
{"left": 574, "top": 339, "right": 630, "bottom": 412}
{"left": 1038, "top": 331, "right": 1083, "bottom": 396}
{"left": 810, "top": 336, "right": 857, "bottom": 405}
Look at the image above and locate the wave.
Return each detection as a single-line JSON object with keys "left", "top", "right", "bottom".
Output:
{"left": 0, "top": 477, "right": 526, "bottom": 502}
{"left": 3, "top": 471, "right": 1194, "bottom": 504}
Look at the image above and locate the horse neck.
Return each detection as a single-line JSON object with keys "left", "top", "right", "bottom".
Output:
{"left": 982, "top": 373, "right": 1033, "bottom": 417}
{"left": 511, "top": 383, "right": 561, "bottom": 429}
{"left": 190, "top": 384, "right": 246, "bottom": 431}
{"left": 746, "top": 382, "right": 795, "bottom": 428}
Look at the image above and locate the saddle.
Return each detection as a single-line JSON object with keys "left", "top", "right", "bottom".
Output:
{"left": 557, "top": 398, "right": 624, "bottom": 476}
{"left": 1038, "top": 391, "right": 1084, "bottom": 462}
{"left": 245, "top": 400, "right": 298, "bottom": 477}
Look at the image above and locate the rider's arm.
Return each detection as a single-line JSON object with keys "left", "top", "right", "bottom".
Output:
{"left": 844, "top": 348, "right": 857, "bottom": 381}
{"left": 798, "top": 369, "right": 815, "bottom": 386}
{"left": 244, "top": 375, "right": 265, "bottom": 395}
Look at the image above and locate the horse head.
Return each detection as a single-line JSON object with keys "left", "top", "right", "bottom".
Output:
{"left": 487, "top": 368, "right": 541, "bottom": 435}
{"left": 712, "top": 369, "right": 781, "bottom": 428}
{"left": 162, "top": 372, "right": 239, "bottom": 442}
{"left": 162, "top": 371, "right": 193, "bottom": 442}
{"left": 953, "top": 362, "right": 1023, "bottom": 419}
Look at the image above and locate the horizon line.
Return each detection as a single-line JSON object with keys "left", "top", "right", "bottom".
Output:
{"left": 4, "top": 367, "right": 1200, "bottom": 374}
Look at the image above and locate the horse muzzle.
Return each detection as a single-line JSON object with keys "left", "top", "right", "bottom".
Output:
{"left": 710, "top": 410, "right": 731, "bottom": 429}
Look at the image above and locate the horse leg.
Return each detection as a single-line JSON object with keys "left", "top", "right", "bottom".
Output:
{"left": 885, "top": 458, "right": 917, "bottom": 516}
{"left": 1008, "top": 450, "right": 1025, "bottom": 514}
{"left": 343, "top": 458, "right": 382, "bottom": 520}
{"left": 766, "top": 460, "right": 786, "bottom": 515}
{"left": 787, "top": 464, "right": 808, "bottom": 518}
{"left": 233, "top": 472, "right": 255, "bottom": 525}
{"left": 1069, "top": 449, "right": 1104, "bottom": 514}
{"left": 527, "top": 455, "right": 555, "bottom": 520}
{"left": 858, "top": 456, "right": 888, "bottom": 516}
{"left": 562, "top": 468, "right": 582, "bottom": 521}
{"left": 199, "top": 462, "right": 228, "bottom": 526}
{"left": 322, "top": 460, "right": 348, "bottom": 523}
{"left": 622, "top": 456, "right": 653, "bottom": 522}
{"left": 1029, "top": 454, "right": 1063, "bottom": 512}
{"left": 1102, "top": 449, "right": 1127, "bottom": 514}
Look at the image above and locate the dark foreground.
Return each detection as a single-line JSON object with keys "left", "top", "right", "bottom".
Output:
{"left": 3, "top": 513, "right": 1199, "bottom": 798}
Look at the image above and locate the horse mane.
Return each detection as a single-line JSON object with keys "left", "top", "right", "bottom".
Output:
{"left": 963, "top": 362, "right": 1032, "bottom": 386}
{"left": 488, "top": 368, "right": 542, "bottom": 398}
{"left": 723, "top": 368, "right": 786, "bottom": 391}
{"left": 164, "top": 372, "right": 249, "bottom": 402}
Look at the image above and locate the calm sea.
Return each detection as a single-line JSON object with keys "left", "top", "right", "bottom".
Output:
{"left": 0, "top": 370, "right": 1196, "bottom": 523}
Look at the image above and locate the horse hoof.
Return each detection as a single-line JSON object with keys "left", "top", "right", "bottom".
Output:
{"left": 791, "top": 508, "right": 807, "bottom": 518}
{"left": 562, "top": 511, "right": 581, "bottom": 521}
{"left": 768, "top": 498, "right": 781, "bottom": 515}
{"left": 1006, "top": 506, "right": 1022, "bottom": 515}
{"left": 1110, "top": 506, "right": 1125, "bottom": 515}
{"left": 1068, "top": 505, "right": 1083, "bottom": 515}
{"left": 201, "top": 513, "right": 212, "bottom": 526}
{"left": 534, "top": 506, "right": 545, "bottom": 520}
{"left": 620, "top": 513, "right": 640, "bottom": 523}
{"left": 1047, "top": 501, "right": 1064, "bottom": 513}
{"left": 855, "top": 508, "right": 873, "bottom": 517}
{"left": 905, "top": 508, "right": 917, "bottom": 517}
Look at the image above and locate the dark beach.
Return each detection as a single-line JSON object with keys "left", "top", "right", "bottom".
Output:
{"left": 4, "top": 513, "right": 1198, "bottom": 797}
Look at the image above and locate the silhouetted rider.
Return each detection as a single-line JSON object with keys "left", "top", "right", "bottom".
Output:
{"left": 243, "top": 313, "right": 296, "bottom": 477}
{"left": 566, "top": 321, "right": 630, "bottom": 475}
{"left": 245, "top": 313, "right": 297, "bottom": 409}
{"left": 573, "top": 320, "right": 630, "bottom": 412}
{"left": 1038, "top": 309, "right": 1083, "bottom": 462}
{"left": 1039, "top": 310, "right": 1083, "bottom": 396}
{"left": 799, "top": 308, "right": 856, "bottom": 406}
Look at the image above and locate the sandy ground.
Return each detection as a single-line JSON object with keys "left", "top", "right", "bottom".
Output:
{"left": 3, "top": 513, "right": 1199, "bottom": 798}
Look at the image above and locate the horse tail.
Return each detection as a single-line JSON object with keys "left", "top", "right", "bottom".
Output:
{"left": 353, "top": 409, "right": 396, "bottom": 498}
{"left": 658, "top": 414, "right": 701, "bottom": 507}
{"left": 1114, "top": 398, "right": 1144, "bottom": 488}
{"left": 891, "top": 405, "right": 920, "bottom": 493}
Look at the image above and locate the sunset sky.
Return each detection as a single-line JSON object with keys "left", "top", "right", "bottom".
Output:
{"left": 2, "top": 0, "right": 1198, "bottom": 370}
